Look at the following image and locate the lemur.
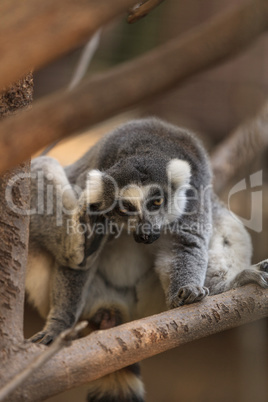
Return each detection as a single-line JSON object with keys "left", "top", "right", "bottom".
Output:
{"left": 26, "top": 118, "right": 268, "bottom": 402}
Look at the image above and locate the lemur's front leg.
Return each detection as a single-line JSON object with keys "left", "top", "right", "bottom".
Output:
{"left": 156, "top": 199, "right": 212, "bottom": 308}
{"left": 29, "top": 209, "right": 107, "bottom": 344}
{"left": 30, "top": 265, "right": 92, "bottom": 344}
{"left": 167, "top": 228, "right": 210, "bottom": 308}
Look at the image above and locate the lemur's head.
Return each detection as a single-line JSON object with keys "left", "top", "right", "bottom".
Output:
{"left": 84, "top": 156, "right": 191, "bottom": 244}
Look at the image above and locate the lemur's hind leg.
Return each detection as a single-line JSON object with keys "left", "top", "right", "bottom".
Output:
{"left": 205, "top": 198, "right": 268, "bottom": 295}
{"left": 207, "top": 259, "right": 268, "bottom": 296}
{"left": 227, "top": 259, "right": 268, "bottom": 290}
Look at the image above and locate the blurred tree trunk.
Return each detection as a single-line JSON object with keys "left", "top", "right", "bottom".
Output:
{"left": 0, "top": 74, "right": 33, "bottom": 355}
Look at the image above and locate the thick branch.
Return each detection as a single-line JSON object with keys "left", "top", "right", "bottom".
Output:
{"left": 3, "top": 285, "right": 268, "bottom": 401}
{"left": 0, "top": 0, "right": 137, "bottom": 91}
{"left": 211, "top": 99, "right": 268, "bottom": 193}
{"left": 0, "top": 0, "right": 268, "bottom": 173}
{"left": 128, "top": 0, "right": 165, "bottom": 23}
{"left": 0, "top": 75, "right": 32, "bottom": 349}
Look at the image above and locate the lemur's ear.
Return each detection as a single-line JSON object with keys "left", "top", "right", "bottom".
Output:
{"left": 85, "top": 169, "right": 104, "bottom": 204}
{"left": 167, "top": 159, "right": 191, "bottom": 188}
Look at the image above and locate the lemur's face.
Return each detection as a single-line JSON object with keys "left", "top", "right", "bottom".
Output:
{"left": 84, "top": 158, "right": 191, "bottom": 244}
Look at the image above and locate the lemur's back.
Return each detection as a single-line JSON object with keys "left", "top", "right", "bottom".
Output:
{"left": 65, "top": 118, "right": 211, "bottom": 190}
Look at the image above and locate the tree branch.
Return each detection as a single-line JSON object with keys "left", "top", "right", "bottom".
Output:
{"left": 212, "top": 99, "right": 268, "bottom": 193}
{"left": 0, "top": 0, "right": 137, "bottom": 91}
{"left": 127, "top": 0, "right": 165, "bottom": 24}
{"left": 0, "top": 0, "right": 268, "bottom": 173}
{"left": 3, "top": 285, "right": 268, "bottom": 401}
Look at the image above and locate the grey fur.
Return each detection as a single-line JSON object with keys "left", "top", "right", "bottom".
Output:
{"left": 26, "top": 118, "right": 268, "bottom": 400}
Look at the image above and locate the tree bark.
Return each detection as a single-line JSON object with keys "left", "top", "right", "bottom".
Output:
{"left": 0, "top": 74, "right": 32, "bottom": 351}
{"left": 0, "top": 0, "right": 268, "bottom": 173}
{"left": 1, "top": 284, "right": 267, "bottom": 402}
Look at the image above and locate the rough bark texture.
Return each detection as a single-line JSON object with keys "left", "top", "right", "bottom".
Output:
{"left": 1, "top": 285, "right": 267, "bottom": 402}
{"left": 0, "top": 74, "right": 32, "bottom": 351}
{"left": 0, "top": 0, "right": 268, "bottom": 173}
{"left": 0, "top": 0, "right": 137, "bottom": 91}
{"left": 0, "top": 75, "right": 33, "bottom": 117}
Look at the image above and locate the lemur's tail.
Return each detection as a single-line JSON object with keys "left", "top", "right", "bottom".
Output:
{"left": 86, "top": 363, "right": 145, "bottom": 402}
{"left": 84, "top": 306, "right": 145, "bottom": 402}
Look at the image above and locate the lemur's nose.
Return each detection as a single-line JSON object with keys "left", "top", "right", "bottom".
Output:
{"left": 139, "top": 233, "right": 149, "bottom": 243}
{"left": 134, "top": 231, "right": 160, "bottom": 244}
{"left": 133, "top": 221, "right": 161, "bottom": 244}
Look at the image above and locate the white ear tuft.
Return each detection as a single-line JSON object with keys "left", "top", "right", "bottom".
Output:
{"left": 167, "top": 159, "right": 191, "bottom": 187}
{"left": 85, "top": 169, "right": 104, "bottom": 204}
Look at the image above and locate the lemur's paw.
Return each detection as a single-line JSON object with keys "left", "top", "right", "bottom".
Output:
{"left": 61, "top": 202, "right": 106, "bottom": 269}
{"left": 29, "top": 330, "right": 59, "bottom": 345}
{"left": 170, "top": 285, "right": 209, "bottom": 308}
{"left": 61, "top": 213, "right": 87, "bottom": 268}
{"left": 89, "top": 307, "right": 123, "bottom": 330}
{"left": 64, "top": 233, "right": 85, "bottom": 268}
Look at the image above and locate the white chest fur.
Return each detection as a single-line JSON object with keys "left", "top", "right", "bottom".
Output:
{"left": 98, "top": 232, "right": 155, "bottom": 288}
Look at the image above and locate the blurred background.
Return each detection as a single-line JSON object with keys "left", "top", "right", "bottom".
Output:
{"left": 24, "top": 0, "right": 268, "bottom": 401}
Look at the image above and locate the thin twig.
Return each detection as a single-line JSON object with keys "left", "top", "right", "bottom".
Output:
{"left": 0, "top": 321, "right": 88, "bottom": 402}
{"left": 68, "top": 30, "right": 102, "bottom": 91}
{"left": 128, "top": 0, "right": 165, "bottom": 23}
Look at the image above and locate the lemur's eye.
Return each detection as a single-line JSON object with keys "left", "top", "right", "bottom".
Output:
{"left": 153, "top": 198, "right": 164, "bottom": 206}
{"left": 89, "top": 202, "right": 101, "bottom": 212}
{"left": 116, "top": 201, "right": 136, "bottom": 216}
{"left": 147, "top": 197, "right": 165, "bottom": 211}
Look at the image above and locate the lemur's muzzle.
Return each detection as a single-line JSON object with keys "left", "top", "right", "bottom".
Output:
{"left": 133, "top": 223, "right": 160, "bottom": 244}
